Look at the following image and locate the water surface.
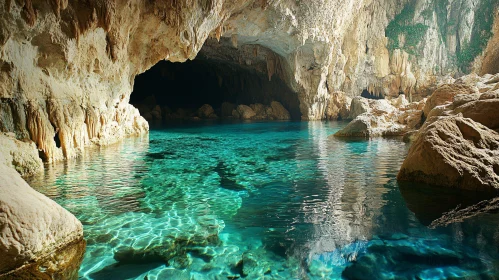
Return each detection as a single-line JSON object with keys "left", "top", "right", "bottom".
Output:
{"left": 28, "top": 121, "right": 499, "bottom": 279}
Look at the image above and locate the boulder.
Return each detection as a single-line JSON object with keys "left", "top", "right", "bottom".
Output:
{"left": 423, "top": 84, "right": 479, "bottom": 117}
{"left": 269, "top": 101, "right": 291, "bottom": 120}
{"left": 197, "top": 104, "right": 217, "bottom": 119}
{"left": 250, "top": 103, "right": 267, "bottom": 119}
{"left": 397, "top": 115, "right": 499, "bottom": 191}
{"left": 348, "top": 97, "right": 370, "bottom": 119}
{"left": 335, "top": 99, "right": 406, "bottom": 137}
{"left": 235, "top": 105, "right": 256, "bottom": 120}
{"left": 0, "top": 162, "right": 85, "bottom": 278}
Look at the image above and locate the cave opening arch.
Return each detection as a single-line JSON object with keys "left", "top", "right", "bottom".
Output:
{"left": 130, "top": 38, "right": 301, "bottom": 122}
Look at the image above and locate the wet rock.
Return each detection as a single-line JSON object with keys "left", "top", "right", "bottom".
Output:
{"left": 397, "top": 115, "right": 499, "bottom": 191}
{"left": 341, "top": 236, "right": 481, "bottom": 280}
{"left": 242, "top": 249, "right": 271, "bottom": 277}
{"left": 0, "top": 162, "right": 85, "bottom": 277}
{"left": 429, "top": 196, "right": 499, "bottom": 228}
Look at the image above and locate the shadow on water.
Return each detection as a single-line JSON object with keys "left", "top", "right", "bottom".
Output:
{"left": 398, "top": 181, "right": 498, "bottom": 226}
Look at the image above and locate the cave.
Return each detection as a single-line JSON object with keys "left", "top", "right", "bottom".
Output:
{"left": 2, "top": 1, "right": 499, "bottom": 279}
{"left": 360, "top": 89, "right": 384, "bottom": 100}
{"left": 130, "top": 40, "right": 301, "bottom": 122}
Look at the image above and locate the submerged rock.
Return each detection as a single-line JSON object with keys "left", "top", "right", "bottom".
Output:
{"left": 397, "top": 115, "right": 499, "bottom": 191}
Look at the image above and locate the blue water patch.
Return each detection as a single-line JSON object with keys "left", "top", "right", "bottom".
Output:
{"left": 27, "top": 120, "right": 499, "bottom": 279}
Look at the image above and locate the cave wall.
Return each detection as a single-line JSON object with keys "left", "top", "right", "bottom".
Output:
{"left": 0, "top": 0, "right": 498, "bottom": 162}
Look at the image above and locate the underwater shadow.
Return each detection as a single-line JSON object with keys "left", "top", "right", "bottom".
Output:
{"left": 398, "top": 181, "right": 498, "bottom": 226}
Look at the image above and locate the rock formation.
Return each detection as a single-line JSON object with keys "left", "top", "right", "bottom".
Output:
{"left": 334, "top": 95, "right": 425, "bottom": 137}
{"left": 398, "top": 115, "right": 499, "bottom": 191}
{"left": 0, "top": 162, "right": 85, "bottom": 278}
{"left": 0, "top": 132, "right": 43, "bottom": 176}
{"left": 0, "top": 0, "right": 497, "bottom": 163}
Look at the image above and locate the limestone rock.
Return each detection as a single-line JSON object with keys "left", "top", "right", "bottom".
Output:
{"left": 0, "top": 0, "right": 495, "bottom": 160}
{"left": 397, "top": 116, "right": 499, "bottom": 191}
{"left": 423, "top": 84, "right": 479, "bottom": 117}
{"left": 269, "top": 101, "right": 290, "bottom": 120}
{"left": 326, "top": 91, "right": 351, "bottom": 120}
{"left": 0, "top": 133, "right": 42, "bottom": 176}
{"left": 453, "top": 98, "right": 499, "bottom": 130}
{"left": 335, "top": 98, "right": 416, "bottom": 137}
{"left": 197, "top": 104, "right": 217, "bottom": 119}
{"left": 235, "top": 105, "right": 256, "bottom": 120}
{"left": 348, "top": 97, "right": 370, "bottom": 120}
{"left": 0, "top": 162, "right": 85, "bottom": 277}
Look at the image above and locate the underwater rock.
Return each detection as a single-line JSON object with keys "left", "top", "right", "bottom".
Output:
{"left": 397, "top": 115, "right": 499, "bottom": 191}
{"left": 341, "top": 236, "right": 483, "bottom": 280}
{"left": 241, "top": 249, "right": 272, "bottom": 277}
{"left": 0, "top": 162, "right": 85, "bottom": 278}
{"left": 429, "top": 196, "right": 499, "bottom": 228}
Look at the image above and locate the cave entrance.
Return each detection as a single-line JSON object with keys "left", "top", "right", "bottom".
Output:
{"left": 360, "top": 89, "right": 384, "bottom": 100}
{"left": 130, "top": 40, "right": 301, "bottom": 122}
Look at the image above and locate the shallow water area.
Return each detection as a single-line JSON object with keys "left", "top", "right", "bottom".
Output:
{"left": 28, "top": 120, "right": 499, "bottom": 279}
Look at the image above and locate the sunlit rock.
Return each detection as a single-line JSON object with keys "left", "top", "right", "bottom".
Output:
{"left": 0, "top": 132, "right": 42, "bottom": 176}
{"left": 398, "top": 115, "right": 499, "bottom": 191}
{"left": 0, "top": 162, "right": 85, "bottom": 278}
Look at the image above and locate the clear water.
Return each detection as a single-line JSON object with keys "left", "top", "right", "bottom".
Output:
{"left": 27, "top": 121, "right": 499, "bottom": 279}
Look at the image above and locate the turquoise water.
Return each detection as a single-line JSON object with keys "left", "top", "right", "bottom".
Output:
{"left": 28, "top": 121, "right": 499, "bottom": 279}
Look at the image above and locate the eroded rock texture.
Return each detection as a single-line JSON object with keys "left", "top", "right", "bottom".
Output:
{"left": 397, "top": 115, "right": 499, "bottom": 191}
{"left": 0, "top": 162, "right": 85, "bottom": 278}
{"left": 0, "top": 0, "right": 497, "bottom": 162}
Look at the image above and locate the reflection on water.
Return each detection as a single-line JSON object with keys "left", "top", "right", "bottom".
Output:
{"left": 27, "top": 121, "right": 499, "bottom": 279}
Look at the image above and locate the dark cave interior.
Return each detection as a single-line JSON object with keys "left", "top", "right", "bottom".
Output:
{"left": 130, "top": 57, "right": 301, "bottom": 120}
